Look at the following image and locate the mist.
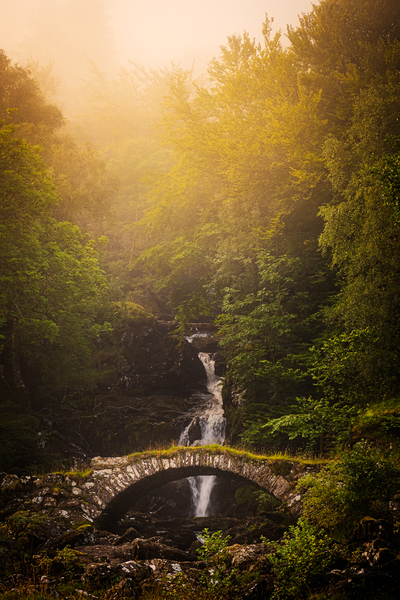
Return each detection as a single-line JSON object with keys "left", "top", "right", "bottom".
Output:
{"left": 0, "top": 0, "right": 313, "bottom": 115}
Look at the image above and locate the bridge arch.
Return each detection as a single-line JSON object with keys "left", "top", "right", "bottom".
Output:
{"left": 81, "top": 448, "right": 312, "bottom": 530}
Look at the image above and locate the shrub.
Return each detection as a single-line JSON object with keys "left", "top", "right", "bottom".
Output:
{"left": 196, "top": 528, "right": 231, "bottom": 566}
{"left": 263, "top": 518, "right": 333, "bottom": 599}
{"left": 300, "top": 442, "right": 400, "bottom": 538}
{"left": 157, "top": 529, "right": 247, "bottom": 600}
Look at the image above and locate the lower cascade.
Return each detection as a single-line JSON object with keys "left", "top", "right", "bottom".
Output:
{"left": 179, "top": 351, "right": 226, "bottom": 517}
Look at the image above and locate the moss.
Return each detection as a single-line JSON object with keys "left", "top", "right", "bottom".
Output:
{"left": 253, "top": 490, "right": 281, "bottom": 512}
{"left": 114, "top": 301, "right": 155, "bottom": 327}
{"left": 64, "top": 469, "right": 93, "bottom": 481}
{"left": 269, "top": 460, "right": 293, "bottom": 477}
{"left": 235, "top": 484, "right": 258, "bottom": 510}
{"left": 124, "top": 444, "right": 325, "bottom": 466}
{"left": 75, "top": 523, "right": 93, "bottom": 531}
{"left": 72, "top": 520, "right": 93, "bottom": 529}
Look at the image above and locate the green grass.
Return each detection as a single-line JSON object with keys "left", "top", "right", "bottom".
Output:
{"left": 22, "top": 445, "right": 328, "bottom": 481}
{"left": 123, "top": 444, "right": 328, "bottom": 466}
{"left": 64, "top": 469, "right": 93, "bottom": 480}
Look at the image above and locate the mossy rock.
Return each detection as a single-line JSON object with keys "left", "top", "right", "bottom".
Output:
{"left": 269, "top": 460, "right": 292, "bottom": 477}
{"left": 253, "top": 490, "right": 281, "bottom": 513}
{"left": 234, "top": 484, "right": 259, "bottom": 517}
{"left": 235, "top": 484, "right": 258, "bottom": 507}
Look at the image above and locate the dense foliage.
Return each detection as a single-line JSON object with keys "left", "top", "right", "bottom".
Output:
{"left": 2, "top": 0, "right": 400, "bottom": 465}
{"left": 0, "top": 56, "right": 114, "bottom": 470}
{"left": 117, "top": 0, "right": 400, "bottom": 454}
{"left": 2, "top": 4, "right": 400, "bottom": 599}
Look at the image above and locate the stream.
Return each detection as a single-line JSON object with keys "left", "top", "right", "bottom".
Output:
{"left": 179, "top": 350, "right": 226, "bottom": 517}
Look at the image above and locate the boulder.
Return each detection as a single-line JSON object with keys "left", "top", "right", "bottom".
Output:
{"left": 229, "top": 518, "right": 287, "bottom": 545}
{"left": 362, "top": 539, "right": 397, "bottom": 566}
{"left": 85, "top": 562, "right": 115, "bottom": 582}
{"left": 7, "top": 514, "right": 68, "bottom": 549}
{"left": 226, "top": 543, "right": 271, "bottom": 573}
{"left": 43, "top": 525, "right": 95, "bottom": 550}
{"left": 116, "top": 560, "right": 153, "bottom": 580}
{"left": 189, "top": 336, "right": 220, "bottom": 353}
{"left": 75, "top": 544, "right": 137, "bottom": 565}
{"left": 116, "top": 326, "right": 206, "bottom": 393}
{"left": 187, "top": 417, "right": 202, "bottom": 445}
{"left": 132, "top": 538, "right": 195, "bottom": 562}
{"left": 113, "top": 527, "right": 142, "bottom": 545}
{"left": 102, "top": 578, "right": 136, "bottom": 600}
{"left": 353, "top": 517, "right": 393, "bottom": 543}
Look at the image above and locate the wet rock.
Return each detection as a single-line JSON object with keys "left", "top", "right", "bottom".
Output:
{"left": 214, "top": 353, "right": 226, "bottom": 377}
{"left": 129, "top": 479, "right": 193, "bottom": 520}
{"left": 190, "top": 516, "right": 242, "bottom": 532}
{"left": 119, "top": 513, "right": 158, "bottom": 537}
{"left": 116, "top": 326, "right": 206, "bottom": 393}
{"left": 132, "top": 538, "right": 195, "bottom": 562}
{"left": 187, "top": 417, "right": 202, "bottom": 445}
{"left": 102, "top": 578, "right": 136, "bottom": 599}
{"left": 189, "top": 336, "right": 220, "bottom": 353}
{"left": 259, "top": 511, "right": 285, "bottom": 524}
{"left": 163, "top": 528, "right": 198, "bottom": 550}
{"left": 116, "top": 560, "right": 152, "bottom": 580}
{"left": 226, "top": 543, "right": 271, "bottom": 573}
{"left": 189, "top": 540, "right": 202, "bottom": 555}
{"left": 113, "top": 527, "right": 142, "bottom": 545}
{"left": 362, "top": 539, "right": 397, "bottom": 566}
{"left": 85, "top": 561, "right": 115, "bottom": 582}
{"left": 353, "top": 517, "right": 393, "bottom": 543}
{"left": 43, "top": 525, "right": 95, "bottom": 550}
{"left": 147, "top": 496, "right": 183, "bottom": 519}
{"left": 146, "top": 529, "right": 197, "bottom": 551}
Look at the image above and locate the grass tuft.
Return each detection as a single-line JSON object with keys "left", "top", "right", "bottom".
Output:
{"left": 123, "top": 444, "right": 327, "bottom": 466}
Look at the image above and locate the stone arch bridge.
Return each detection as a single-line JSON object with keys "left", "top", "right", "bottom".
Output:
{"left": 81, "top": 447, "right": 316, "bottom": 530}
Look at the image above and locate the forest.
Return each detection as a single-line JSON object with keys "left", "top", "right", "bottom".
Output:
{"left": 2, "top": 0, "right": 400, "bottom": 598}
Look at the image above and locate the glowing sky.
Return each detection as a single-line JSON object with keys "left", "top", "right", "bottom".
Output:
{"left": 106, "top": 0, "right": 315, "bottom": 68}
{"left": 1, "top": 0, "right": 315, "bottom": 70}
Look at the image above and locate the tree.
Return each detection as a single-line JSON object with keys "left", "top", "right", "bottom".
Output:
{"left": 131, "top": 21, "right": 329, "bottom": 317}
{"left": 0, "top": 49, "right": 63, "bottom": 128}
{"left": 218, "top": 252, "right": 308, "bottom": 403}
{"left": 0, "top": 122, "right": 110, "bottom": 408}
{"left": 288, "top": 0, "right": 400, "bottom": 126}
{"left": 319, "top": 83, "right": 400, "bottom": 396}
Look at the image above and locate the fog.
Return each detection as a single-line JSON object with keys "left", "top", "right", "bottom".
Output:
{"left": 0, "top": 0, "right": 314, "bottom": 114}
{"left": 107, "top": 0, "right": 315, "bottom": 69}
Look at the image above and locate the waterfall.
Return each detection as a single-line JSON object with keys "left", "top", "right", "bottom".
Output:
{"left": 179, "top": 352, "right": 226, "bottom": 517}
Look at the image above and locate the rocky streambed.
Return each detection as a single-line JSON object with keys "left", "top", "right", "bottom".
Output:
{"left": 0, "top": 506, "right": 288, "bottom": 599}
{"left": 1, "top": 502, "right": 400, "bottom": 600}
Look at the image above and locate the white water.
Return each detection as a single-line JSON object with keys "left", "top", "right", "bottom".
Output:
{"left": 179, "top": 352, "right": 226, "bottom": 517}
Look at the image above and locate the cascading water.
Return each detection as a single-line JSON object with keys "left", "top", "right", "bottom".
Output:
{"left": 179, "top": 351, "right": 226, "bottom": 517}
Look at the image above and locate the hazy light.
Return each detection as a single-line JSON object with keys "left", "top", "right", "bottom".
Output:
{"left": 0, "top": 0, "right": 314, "bottom": 114}
{"left": 107, "top": 0, "right": 315, "bottom": 69}
{"left": 1, "top": 0, "right": 314, "bottom": 69}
